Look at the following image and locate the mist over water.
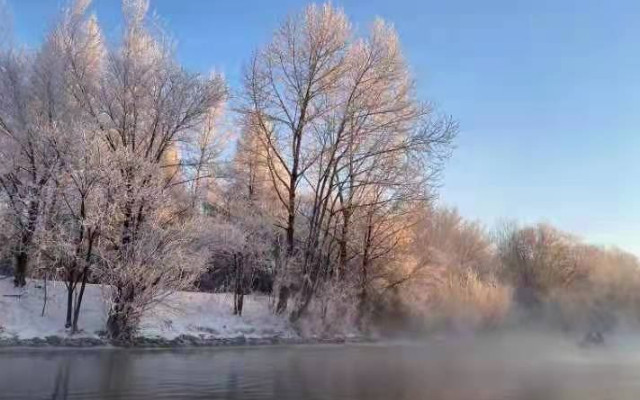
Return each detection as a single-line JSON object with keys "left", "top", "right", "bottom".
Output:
{"left": 2, "top": 332, "right": 640, "bottom": 400}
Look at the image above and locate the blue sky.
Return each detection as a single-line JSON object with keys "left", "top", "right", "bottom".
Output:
{"left": 6, "top": 0, "right": 640, "bottom": 255}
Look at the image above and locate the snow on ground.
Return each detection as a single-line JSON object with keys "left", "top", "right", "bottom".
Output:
{"left": 0, "top": 277, "right": 106, "bottom": 339}
{"left": 0, "top": 277, "right": 296, "bottom": 340}
{"left": 138, "top": 291, "right": 296, "bottom": 340}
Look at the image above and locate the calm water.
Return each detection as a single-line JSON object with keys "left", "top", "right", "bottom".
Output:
{"left": 2, "top": 335, "right": 640, "bottom": 399}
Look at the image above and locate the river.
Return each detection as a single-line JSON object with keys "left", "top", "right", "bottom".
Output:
{"left": 2, "top": 334, "right": 640, "bottom": 399}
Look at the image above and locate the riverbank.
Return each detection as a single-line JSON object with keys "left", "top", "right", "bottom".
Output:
{"left": 0, "top": 334, "right": 371, "bottom": 348}
{"left": 0, "top": 277, "right": 366, "bottom": 348}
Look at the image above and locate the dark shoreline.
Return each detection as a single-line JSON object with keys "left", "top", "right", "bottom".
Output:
{"left": 0, "top": 334, "right": 374, "bottom": 349}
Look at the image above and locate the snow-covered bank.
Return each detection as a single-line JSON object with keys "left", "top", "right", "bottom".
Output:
{"left": 0, "top": 277, "right": 303, "bottom": 347}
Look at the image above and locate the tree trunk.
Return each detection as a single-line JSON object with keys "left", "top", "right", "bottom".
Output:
{"left": 285, "top": 167, "right": 297, "bottom": 255}
{"left": 13, "top": 198, "right": 40, "bottom": 287}
{"left": 273, "top": 245, "right": 291, "bottom": 315}
{"left": 233, "top": 254, "right": 244, "bottom": 316}
{"left": 72, "top": 267, "right": 89, "bottom": 333}
{"left": 65, "top": 283, "right": 74, "bottom": 328}
{"left": 338, "top": 210, "right": 351, "bottom": 278}
{"left": 106, "top": 285, "right": 136, "bottom": 342}
{"left": 106, "top": 307, "right": 128, "bottom": 342}
{"left": 289, "top": 281, "right": 313, "bottom": 322}
{"left": 235, "top": 292, "right": 244, "bottom": 316}
{"left": 290, "top": 262, "right": 322, "bottom": 322}
{"left": 286, "top": 210, "right": 295, "bottom": 255}
{"left": 275, "top": 285, "right": 290, "bottom": 315}
{"left": 41, "top": 274, "right": 48, "bottom": 317}
{"left": 106, "top": 302, "right": 134, "bottom": 342}
{"left": 357, "top": 220, "right": 372, "bottom": 330}
{"left": 13, "top": 251, "right": 28, "bottom": 287}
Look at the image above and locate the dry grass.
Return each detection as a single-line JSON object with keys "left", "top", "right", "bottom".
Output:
{"left": 401, "top": 267, "right": 512, "bottom": 333}
{"left": 430, "top": 270, "right": 512, "bottom": 331}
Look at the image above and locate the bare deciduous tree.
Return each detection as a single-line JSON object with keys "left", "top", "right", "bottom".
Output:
{"left": 496, "top": 222, "right": 584, "bottom": 308}
{"left": 242, "top": 4, "right": 455, "bottom": 323}
{"left": 0, "top": 22, "right": 66, "bottom": 287}
{"left": 76, "top": 0, "right": 227, "bottom": 340}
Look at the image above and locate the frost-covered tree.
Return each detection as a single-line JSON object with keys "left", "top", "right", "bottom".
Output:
{"left": 1, "top": 0, "right": 226, "bottom": 337}
{"left": 0, "top": 0, "right": 465, "bottom": 339}
{"left": 0, "top": 17, "right": 67, "bottom": 287}
{"left": 36, "top": 0, "right": 108, "bottom": 333}
{"left": 74, "top": 0, "right": 227, "bottom": 340}
{"left": 206, "top": 209, "right": 275, "bottom": 316}
{"left": 242, "top": 3, "right": 455, "bottom": 323}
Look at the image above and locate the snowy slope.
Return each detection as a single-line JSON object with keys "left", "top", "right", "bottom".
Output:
{"left": 0, "top": 277, "right": 296, "bottom": 341}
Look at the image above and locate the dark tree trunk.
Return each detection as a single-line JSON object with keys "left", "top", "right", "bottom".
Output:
{"left": 106, "top": 308, "right": 128, "bottom": 342}
{"left": 289, "top": 279, "right": 313, "bottom": 322}
{"left": 234, "top": 292, "right": 244, "bottom": 316}
{"left": 285, "top": 163, "right": 298, "bottom": 255}
{"left": 41, "top": 274, "right": 48, "bottom": 317}
{"left": 72, "top": 267, "right": 89, "bottom": 333}
{"left": 106, "top": 284, "right": 137, "bottom": 342}
{"left": 273, "top": 244, "right": 291, "bottom": 315}
{"left": 338, "top": 210, "right": 351, "bottom": 278}
{"left": 290, "top": 265, "right": 320, "bottom": 322}
{"left": 233, "top": 254, "right": 245, "bottom": 316}
{"left": 72, "top": 231, "right": 94, "bottom": 333}
{"left": 13, "top": 198, "right": 40, "bottom": 287}
{"left": 286, "top": 209, "right": 295, "bottom": 255}
{"left": 276, "top": 286, "right": 290, "bottom": 315}
{"left": 106, "top": 302, "right": 134, "bottom": 342}
{"left": 13, "top": 251, "right": 28, "bottom": 287}
{"left": 65, "top": 283, "right": 74, "bottom": 328}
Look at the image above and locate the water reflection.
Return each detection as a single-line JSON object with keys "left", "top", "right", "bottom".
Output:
{"left": 1, "top": 337, "right": 640, "bottom": 399}
{"left": 50, "top": 357, "right": 71, "bottom": 400}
